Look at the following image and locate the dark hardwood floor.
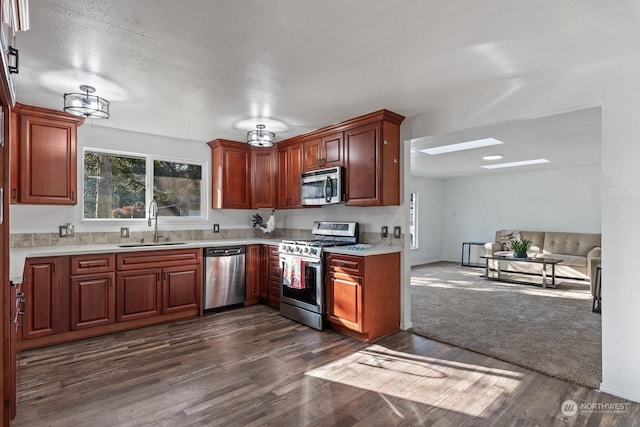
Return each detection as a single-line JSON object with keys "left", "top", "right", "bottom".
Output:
{"left": 12, "top": 305, "right": 639, "bottom": 426}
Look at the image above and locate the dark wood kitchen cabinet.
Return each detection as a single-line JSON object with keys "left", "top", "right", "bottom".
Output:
{"left": 208, "top": 139, "right": 251, "bottom": 209}
{"left": 250, "top": 146, "right": 277, "bottom": 208}
{"left": 245, "top": 244, "right": 263, "bottom": 306}
{"left": 116, "top": 269, "right": 162, "bottom": 322}
{"left": 10, "top": 103, "right": 84, "bottom": 205}
{"left": 19, "top": 249, "right": 202, "bottom": 351}
{"left": 264, "top": 245, "right": 281, "bottom": 309}
{"left": 116, "top": 249, "right": 201, "bottom": 321}
{"left": 162, "top": 265, "right": 201, "bottom": 314}
{"left": 70, "top": 254, "right": 116, "bottom": 330}
{"left": 21, "top": 257, "right": 68, "bottom": 340}
{"left": 325, "top": 252, "right": 400, "bottom": 342}
{"left": 277, "top": 141, "right": 304, "bottom": 208}
{"left": 344, "top": 110, "right": 404, "bottom": 206}
{"left": 302, "top": 131, "right": 343, "bottom": 171}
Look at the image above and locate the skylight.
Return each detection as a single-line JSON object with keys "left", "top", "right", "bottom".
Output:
{"left": 420, "top": 137, "right": 504, "bottom": 155}
{"left": 481, "top": 159, "right": 550, "bottom": 169}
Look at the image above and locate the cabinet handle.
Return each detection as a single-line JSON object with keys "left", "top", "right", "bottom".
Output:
{"left": 162, "top": 271, "right": 166, "bottom": 281}
{"left": 52, "top": 262, "right": 56, "bottom": 273}
{"left": 16, "top": 292, "right": 23, "bottom": 298}
{"left": 71, "top": 190, "right": 75, "bottom": 201}
{"left": 17, "top": 310, "right": 24, "bottom": 316}
{"left": 156, "top": 272, "right": 160, "bottom": 281}
{"left": 12, "top": 188, "right": 16, "bottom": 199}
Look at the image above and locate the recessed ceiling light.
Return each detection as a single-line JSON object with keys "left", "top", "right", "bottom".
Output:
{"left": 481, "top": 159, "right": 550, "bottom": 169}
{"left": 483, "top": 154, "right": 503, "bottom": 160}
{"left": 420, "top": 137, "right": 504, "bottom": 155}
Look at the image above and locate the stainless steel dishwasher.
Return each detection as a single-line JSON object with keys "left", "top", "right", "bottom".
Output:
{"left": 204, "top": 246, "right": 246, "bottom": 310}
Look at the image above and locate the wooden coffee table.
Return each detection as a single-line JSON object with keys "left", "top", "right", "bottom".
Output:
{"left": 481, "top": 255, "right": 563, "bottom": 288}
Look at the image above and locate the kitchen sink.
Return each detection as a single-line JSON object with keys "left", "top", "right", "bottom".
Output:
{"left": 117, "top": 241, "right": 189, "bottom": 248}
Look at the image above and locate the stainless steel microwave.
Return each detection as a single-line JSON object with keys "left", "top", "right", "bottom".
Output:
{"left": 301, "top": 167, "right": 343, "bottom": 205}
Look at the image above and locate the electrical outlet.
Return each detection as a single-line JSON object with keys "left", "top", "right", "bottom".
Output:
{"left": 393, "top": 226, "right": 402, "bottom": 238}
{"left": 120, "top": 227, "right": 130, "bottom": 238}
{"left": 381, "top": 226, "right": 388, "bottom": 238}
{"left": 213, "top": 224, "right": 220, "bottom": 233}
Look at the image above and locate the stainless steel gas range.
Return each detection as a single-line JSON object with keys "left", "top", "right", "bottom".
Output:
{"left": 278, "top": 221, "right": 359, "bottom": 330}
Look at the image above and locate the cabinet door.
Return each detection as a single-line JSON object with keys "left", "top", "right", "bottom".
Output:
{"left": 245, "top": 245, "right": 262, "bottom": 305}
{"left": 326, "top": 274, "right": 363, "bottom": 332}
{"left": 321, "top": 132, "right": 343, "bottom": 169}
{"left": 251, "top": 147, "right": 276, "bottom": 208}
{"left": 18, "top": 113, "right": 77, "bottom": 204}
{"left": 116, "top": 269, "right": 162, "bottom": 321}
{"left": 22, "top": 258, "right": 60, "bottom": 339}
{"left": 288, "top": 144, "right": 303, "bottom": 207}
{"left": 302, "top": 137, "right": 322, "bottom": 171}
{"left": 70, "top": 272, "right": 115, "bottom": 330}
{"left": 223, "top": 146, "right": 250, "bottom": 208}
{"left": 162, "top": 265, "right": 200, "bottom": 314}
{"left": 266, "top": 247, "right": 281, "bottom": 308}
{"left": 344, "top": 122, "right": 382, "bottom": 206}
{"left": 277, "top": 143, "right": 303, "bottom": 208}
{"left": 260, "top": 246, "right": 269, "bottom": 299}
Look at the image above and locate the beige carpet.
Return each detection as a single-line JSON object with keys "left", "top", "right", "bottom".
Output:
{"left": 409, "top": 262, "right": 601, "bottom": 389}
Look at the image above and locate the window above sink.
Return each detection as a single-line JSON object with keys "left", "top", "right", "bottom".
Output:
{"left": 82, "top": 149, "right": 206, "bottom": 224}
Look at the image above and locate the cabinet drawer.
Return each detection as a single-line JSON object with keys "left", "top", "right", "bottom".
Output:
{"left": 71, "top": 254, "right": 115, "bottom": 275}
{"left": 117, "top": 249, "right": 201, "bottom": 271}
{"left": 326, "top": 254, "right": 363, "bottom": 276}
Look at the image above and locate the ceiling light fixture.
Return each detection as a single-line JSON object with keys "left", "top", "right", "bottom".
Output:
{"left": 483, "top": 154, "right": 503, "bottom": 160}
{"left": 420, "top": 137, "right": 504, "bottom": 155}
{"left": 63, "top": 85, "right": 110, "bottom": 119}
{"left": 481, "top": 159, "right": 550, "bottom": 169}
{"left": 247, "top": 124, "right": 275, "bottom": 147}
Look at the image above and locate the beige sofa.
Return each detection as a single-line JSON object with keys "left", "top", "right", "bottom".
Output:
{"left": 484, "top": 230, "right": 601, "bottom": 282}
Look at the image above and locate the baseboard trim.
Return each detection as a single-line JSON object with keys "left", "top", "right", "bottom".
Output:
{"left": 599, "top": 382, "right": 640, "bottom": 403}
{"left": 400, "top": 321, "right": 412, "bottom": 330}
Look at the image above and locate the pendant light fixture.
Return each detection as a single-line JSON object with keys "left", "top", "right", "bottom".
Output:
{"left": 63, "top": 85, "right": 110, "bottom": 119}
{"left": 247, "top": 124, "right": 275, "bottom": 147}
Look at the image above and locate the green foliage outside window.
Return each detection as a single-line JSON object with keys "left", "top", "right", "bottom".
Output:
{"left": 83, "top": 151, "right": 203, "bottom": 220}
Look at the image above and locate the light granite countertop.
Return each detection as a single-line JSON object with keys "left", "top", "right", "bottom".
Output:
{"left": 10, "top": 239, "right": 402, "bottom": 283}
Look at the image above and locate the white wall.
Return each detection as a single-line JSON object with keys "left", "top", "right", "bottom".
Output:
{"left": 10, "top": 125, "right": 266, "bottom": 233}
{"left": 599, "top": 75, "right": 640, "bottom": 402}
{"left": 439, "top": 166, "right": 601, "bottom": 261}
{"left": 410, "top": 176, "right": 444, "bottom": 265}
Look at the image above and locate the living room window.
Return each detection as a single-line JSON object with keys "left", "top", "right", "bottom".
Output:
{"left": 83, "top": 149, "right": 205, "bottom": 222}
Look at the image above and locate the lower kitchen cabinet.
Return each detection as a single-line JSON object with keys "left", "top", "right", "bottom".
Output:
{"left": 21, "top": 257, "right": 67, "bottom": 340}
{"left": 245, "top": 244, "right": 263, "bottom": 306}
{"left": 162, "top": 265, "right": 200, "bottom": 314}
{"left": 71, "top": 272, "right": 115, "bottom": 329}
{"left": 325, "top": 251, "right": 401, "bottom": 342}
{"left": 265, "top": 245, "right": 281, "bottom": 309}
{"left": 19, "top": 248, "right": 202, "bottom": 350}
{"left": 116, "top": 269, "right": 162, "bottom": 322}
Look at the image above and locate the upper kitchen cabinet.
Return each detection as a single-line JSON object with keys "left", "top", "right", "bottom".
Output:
{"left": 10, "top": 103, "right": 84, "bottom": 205}
{"left": 208, "top": 139, "right": 251, "bottom": 209}
{"left": 302, "top": 131, "right": 343, "bottom": 172}
{"left": 344, "top": 110, "right": 404, "bottom": 206}
{"left": 276, "top": 140, "right": 303, "bottom": 209}
{"left": 250, "top": 146, "right": 277, "bottom": 209}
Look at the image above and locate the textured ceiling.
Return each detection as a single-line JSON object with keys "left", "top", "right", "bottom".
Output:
{"left": 13, "top": 1, "right": 639, "bottom": 176}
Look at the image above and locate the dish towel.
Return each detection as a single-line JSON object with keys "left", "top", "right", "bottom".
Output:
{"left": 283, "top": 256, "right": 305, "bottom": 289}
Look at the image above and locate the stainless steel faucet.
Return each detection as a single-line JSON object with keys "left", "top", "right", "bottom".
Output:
{"left": 148, "top": 198, "right": 161, "bottom": 243}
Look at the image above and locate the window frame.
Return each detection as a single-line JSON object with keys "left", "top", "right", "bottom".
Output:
{"left": 81, "top": 147, "right": 208, "bottom": 225}
{"left": 410, "top": 191, "right": 418, "bottom": 249}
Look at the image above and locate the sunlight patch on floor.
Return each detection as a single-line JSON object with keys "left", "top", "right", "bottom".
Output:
{"left": 306, "top": 344, "right": 523, "bottom": 417}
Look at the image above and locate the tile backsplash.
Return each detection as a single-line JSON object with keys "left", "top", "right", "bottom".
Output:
{"left": 10, "top": 228, "right": 403, "bottom": 248}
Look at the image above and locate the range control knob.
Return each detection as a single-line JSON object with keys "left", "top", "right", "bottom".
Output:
{"left": 303, "top": 247, "right": 309, "bottom": 253}
{"left": 295, "top": 247, "right": 302, "bottom": 253}
{"left": 309, "top": 248, "right": 318, "bottom": 256}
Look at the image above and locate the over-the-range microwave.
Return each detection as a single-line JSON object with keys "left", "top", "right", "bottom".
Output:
{"left": 301, "top": 167, "right": 343, "bottom": 206}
